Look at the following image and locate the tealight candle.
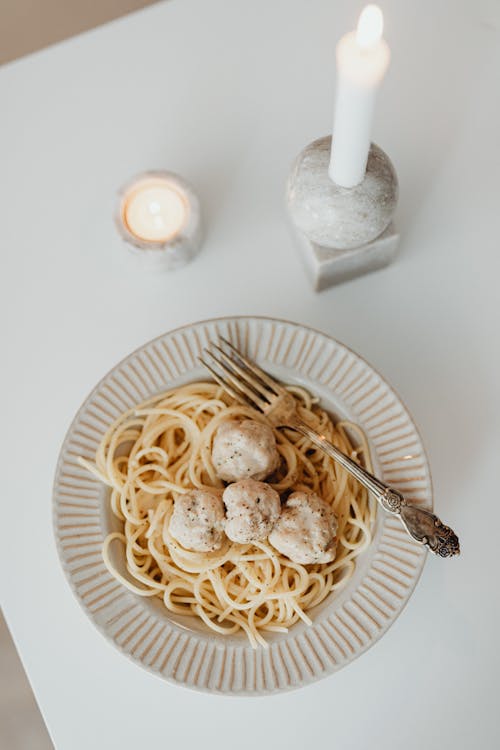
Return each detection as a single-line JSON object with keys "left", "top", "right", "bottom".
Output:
{"left": 124, "top": 177, "right": 187, "bottom": 242}
{"left": 116, "top": 171, "right": 202, "bottom": 271}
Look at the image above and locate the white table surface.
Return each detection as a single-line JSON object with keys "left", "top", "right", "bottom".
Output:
{"left": 1, "top": 0, "right": 499, "bottom": 747}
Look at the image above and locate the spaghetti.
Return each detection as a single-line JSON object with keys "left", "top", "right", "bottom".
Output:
{"left": 80, "top": 381, "right": 375, "bottom": 647}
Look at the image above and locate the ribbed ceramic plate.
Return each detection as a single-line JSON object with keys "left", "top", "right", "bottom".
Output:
{"left": 53, "top": 317, "right": 432, "bottom": 694}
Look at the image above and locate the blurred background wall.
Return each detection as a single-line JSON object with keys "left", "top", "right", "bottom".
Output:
{"left": 0, "top": 0, "right": 158, "bottom": 64}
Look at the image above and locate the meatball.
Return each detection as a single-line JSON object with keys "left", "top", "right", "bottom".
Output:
{"left": 269, "top": 491, "right": 337, "bottom": 564}
{"left": 212, "top": 419, "right": 279, "bottom": 482}
{"left": 223, "top": 479, "right": 281, "bottom": 544}
{"left": 169, "top": 489, "right": 225, "bottom": 552}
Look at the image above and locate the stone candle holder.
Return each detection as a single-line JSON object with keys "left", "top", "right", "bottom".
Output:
{"left": 115, "top": 171, "right": 203, "bottom": 272}
{"left": 286, "top": 136, "right": 399, "bottom": 290}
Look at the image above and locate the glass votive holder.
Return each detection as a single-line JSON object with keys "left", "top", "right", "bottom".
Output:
{"left": 115, "top": 170, "right": 202, "bottom": 271}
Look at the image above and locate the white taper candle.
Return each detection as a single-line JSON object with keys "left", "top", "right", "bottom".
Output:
{"left": 329, "top": 5, "right": 390, "bottom": 188}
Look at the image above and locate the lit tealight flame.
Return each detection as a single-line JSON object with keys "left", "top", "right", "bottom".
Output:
{"left": 356, "top": 4, "right": 384, "bottom": 50}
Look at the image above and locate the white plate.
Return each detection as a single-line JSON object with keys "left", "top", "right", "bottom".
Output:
{"left": 53, "top": 316, "right": 431, "bottom": 694}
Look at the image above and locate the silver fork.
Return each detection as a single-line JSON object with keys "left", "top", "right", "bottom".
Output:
{"left": 200, "top": 337, "right": 460, "bottom": 557}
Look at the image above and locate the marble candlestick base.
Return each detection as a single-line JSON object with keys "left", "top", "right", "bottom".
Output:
{"left": 287, "top": 136, "right": 399, "bottom": 290}
{"left": 293, "top": 222, "right": 400, "bottom": 291}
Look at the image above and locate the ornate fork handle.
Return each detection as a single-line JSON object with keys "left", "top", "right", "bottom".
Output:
{"left": 291, "top": 417, "right": 460, "bottom": 557}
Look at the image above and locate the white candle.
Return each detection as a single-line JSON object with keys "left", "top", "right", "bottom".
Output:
{"left": 123, "top": 176, "right": 188, "bottom": 243}
{"left": 329, "top": 5, "right": 390, "bottom": 188}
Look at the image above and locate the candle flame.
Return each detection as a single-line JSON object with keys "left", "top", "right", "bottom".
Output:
{"left": 356, "top": 5, "right": 383, "bottom": 49}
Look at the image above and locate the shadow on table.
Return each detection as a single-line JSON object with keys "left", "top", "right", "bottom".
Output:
{"left": 0, "top": 610, "right": 53, "bottom": 750}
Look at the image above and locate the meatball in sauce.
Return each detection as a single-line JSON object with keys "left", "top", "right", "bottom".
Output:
{"left": 169, "top": 489, "right": 225, "bottom": 552}
{"left": 269, "top": 491, "right": 337, "bottom": 564}
{"left": 212, "top": 419, "right": 279, "bottom": 482}
{"left": 223, "top": 479, "right": 281, "bottom": 544}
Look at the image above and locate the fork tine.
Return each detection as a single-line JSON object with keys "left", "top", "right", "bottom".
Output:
{"left": 203, "top": 349, "right": 268, "bottom": 411}
{"left": 219, "top": 337, "right": 285, "bottom": 395}
{"left": 210, "top": 343, "right": 273, "bottom": 401}
{"left": 198, "top": 356, "right": 249, "bottom": 406}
